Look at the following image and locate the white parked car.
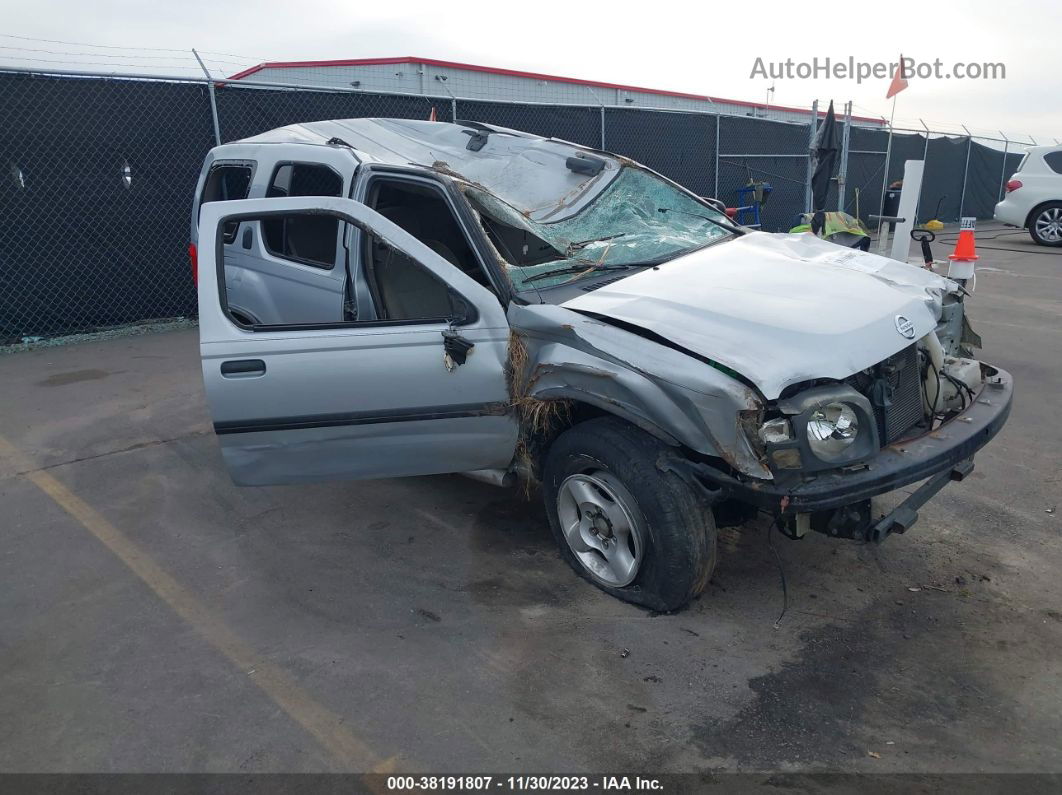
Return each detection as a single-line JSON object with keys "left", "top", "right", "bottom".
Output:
{"left": 993, "top": 144, "right": 1062, "bottom": 246}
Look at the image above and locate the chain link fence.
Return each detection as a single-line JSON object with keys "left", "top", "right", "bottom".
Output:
{"left": 0, "top": 67, "right": 1035, "bottom": 341}
{"left": 0, "top": 72, "right": 215, "bottom": 340}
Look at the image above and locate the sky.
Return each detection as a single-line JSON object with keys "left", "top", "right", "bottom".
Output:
{"left": 1, "top": 0, "right": 1058, "bottom": 143}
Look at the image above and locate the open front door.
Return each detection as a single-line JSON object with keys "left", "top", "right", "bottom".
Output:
{"left": 198, "top": 196, "right": 518, "bottom": 486}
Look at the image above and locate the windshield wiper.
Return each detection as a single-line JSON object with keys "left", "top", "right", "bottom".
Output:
{"left": 522, "top": 263, "right": 633, "bottom": 285}
{"left": 567, "top": 233, "right": 627, "bottom": 250}
{"left": 657, "top": 207, "right": 736, "bottom": 232}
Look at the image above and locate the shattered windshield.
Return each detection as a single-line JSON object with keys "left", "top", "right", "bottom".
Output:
{"left": 466, "top": 166, "right": 734, "bottom": 290}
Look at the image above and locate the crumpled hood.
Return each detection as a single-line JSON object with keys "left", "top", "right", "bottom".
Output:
{"left": 563, "top": 231, "right": 957, "bottom": 400}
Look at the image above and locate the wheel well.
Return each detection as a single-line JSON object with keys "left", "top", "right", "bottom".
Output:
{"left": 520, "top": 398, "right": 686, "bottom": 482}
{"left": 525, "top": 400, "right": 755, "bottom": 528}
{"left": 519, "top": 400, "right": 607, "bottom": 481}
{"left": 1025, "top": 199, "right": 1062, "bottom": 229}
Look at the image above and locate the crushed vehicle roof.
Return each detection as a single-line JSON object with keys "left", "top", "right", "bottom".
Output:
{"left": 235, "top": 118, "right": 622, "bottom": 222}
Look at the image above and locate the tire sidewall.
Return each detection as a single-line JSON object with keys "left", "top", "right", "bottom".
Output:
{"left": 542, "top": 420, "right": 715, "bottom": 612}
{"left": 1029, "top": 203, "right": 1062, "bottom": 247}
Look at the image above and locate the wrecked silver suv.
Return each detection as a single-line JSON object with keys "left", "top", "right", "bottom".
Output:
{"left": 191, "top": 118, "right": 1013, "bottom": 611}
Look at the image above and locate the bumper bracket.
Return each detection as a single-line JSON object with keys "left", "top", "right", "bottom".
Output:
{"left": 868, "top": 457, "right": 975, "bottom": 542}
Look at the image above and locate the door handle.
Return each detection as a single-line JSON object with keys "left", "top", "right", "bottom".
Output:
{"left": 220, "top": 359, "right": 266, "bottom": 377}
{"left": 241, "top": 227, "right": 253, "bottom": 249}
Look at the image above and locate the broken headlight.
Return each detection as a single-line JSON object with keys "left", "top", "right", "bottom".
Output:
{"left": 762, "top": 385, "right": 880, "bottom": 474}
{"left": 806, "top": 402, "right": 860, "bottom": 461}
{"left": 758, "top": 418, "right": 793, "bottom": 445}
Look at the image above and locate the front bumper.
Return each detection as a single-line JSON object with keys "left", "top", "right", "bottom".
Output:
{"left": 712, "top": 366, "right": 1013, "bottom": 515}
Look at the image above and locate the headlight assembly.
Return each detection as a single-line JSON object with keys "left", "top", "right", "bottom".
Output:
{"left": 806, "top": 402, "right": 860, "bottom": 461}
{"left": 758, "top": 385, "right": 880, "bottom": 474}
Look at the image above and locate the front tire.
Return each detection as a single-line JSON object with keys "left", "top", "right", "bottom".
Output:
{"left": 542, "top": 417, "right": 717, "bottom": 611}
{"left": 1029, "top": 202, "right": 1062, "bottom": 247}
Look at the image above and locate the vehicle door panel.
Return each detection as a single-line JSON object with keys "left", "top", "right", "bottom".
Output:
{"left": 222, "top": 152, "right": 356, "bottom": 325}
{"left": 198, "top": 196, "right": 517, "bottom": 486}
{"left": 224, "top": 224, "right": 347, "bottom": 325}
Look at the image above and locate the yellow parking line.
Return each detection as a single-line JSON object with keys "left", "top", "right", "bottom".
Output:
{"left": 0, "top": 434, "right": 397, "bottom": 774}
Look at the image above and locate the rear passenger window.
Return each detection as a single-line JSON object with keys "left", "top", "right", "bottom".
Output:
{"left": 263, "top": 163, "right": 344, "bottom": 269}
{"left": 1043, "top": 151, "right": 1062, "bottom": 174}
{"left": 199, "top": 163, "right": 252, "bottom": 242}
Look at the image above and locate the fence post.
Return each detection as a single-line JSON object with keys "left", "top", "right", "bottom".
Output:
{"left": 436, "top": 80, "right": 458, "bottom": 122}
{"left": 714, "top": 111, "right": 721, "bottom": 199}
{"left": 958, "top": 124, "right": 973, "bottom": 219}
{"left": 191, "top": 49, "right": 222, "bottom": 146}
{"left": 586, "top": 87, "right": 606, "bottom": 150}
{"left": 837, "top": 100, "right": 852, "bottom": 211}
{"left": 878, "top": 117, "right": 896, "bottom": 226}
{"left": 804, "top": 100, "right": 818, "bottom": 213}
{"left": 918, "top": 119, "right": 931, "bottom": 222}
{"left": 997, "top": 131, "right": 1010, "bottom": 202}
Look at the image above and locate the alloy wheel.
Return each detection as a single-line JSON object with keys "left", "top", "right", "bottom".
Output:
{"left": 1035, "top": 207, "right": 1062, "bottom": 242}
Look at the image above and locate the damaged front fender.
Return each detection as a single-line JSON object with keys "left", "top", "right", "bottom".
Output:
{"left": 508, "top": 303, "right": 771, "bottom": 479}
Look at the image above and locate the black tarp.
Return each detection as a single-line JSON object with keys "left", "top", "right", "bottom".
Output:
{"left": 602, "top": 108, "right": 716, "bottom": 197}
{"left": 717, "top": 115, "right": 811, "bottom": 231}
{"left": 963, "top": 141, "right": 1023, "bottom": 219}
{"left": 842, "top": 128, "right": 928, "bottom": 225}
{"left": 0, "top": 73, "right": 215, "bottom": 338}
{"left": 810, "top": 101, "right": 838, "bottom": 215}
{"left": 450, "top": 100, "right": 599, "bottom": 150}
{"left": 0, "top": 71, "right": 1025, "bottom": 339}
{"left": 919, "top": 136, "right": 968, "bottom": 222}
{"left": 214, "top": 85, "right": 453, "bottom": 142}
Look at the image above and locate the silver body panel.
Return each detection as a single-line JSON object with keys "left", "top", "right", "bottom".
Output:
{"left": 194, "top": 119, "right": 968, "bottom": 487}
{"left": 564, "top": 231, "right": 956, "bottom": 400}
{"left": 198, "top": 196, "right": 517, "bottom": 486}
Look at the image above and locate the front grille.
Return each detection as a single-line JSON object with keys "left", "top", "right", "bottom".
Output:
{"left": 878, "top": 344, "right": 923, "bottom": 443}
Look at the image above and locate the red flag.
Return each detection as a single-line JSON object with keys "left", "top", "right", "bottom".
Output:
{"left": 886, "top": 55, "right": 909, "bottom": 99}
{"left": 428, "top": 106, "right": 438, "bottom": 122}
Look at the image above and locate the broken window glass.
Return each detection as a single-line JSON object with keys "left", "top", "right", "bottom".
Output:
{"left": 466, "top": 167, "right": 733, "bottom": 290}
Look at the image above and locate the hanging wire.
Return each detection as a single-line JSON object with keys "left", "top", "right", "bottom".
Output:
{"left": 0, "top": 44, "right": 247, "bottom": 66}
{"left": 0, "top": 32, "right": 265, "bottom": 62}
{"left": 0, "top": 55, "right": 206, "bottom": 70}
{"left": 766, "top": 517, "right": 789, "bottom": 629}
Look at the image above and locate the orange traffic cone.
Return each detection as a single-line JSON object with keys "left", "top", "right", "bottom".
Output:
{"left": 949, "top": 217, "right": 979, "bottom": 262}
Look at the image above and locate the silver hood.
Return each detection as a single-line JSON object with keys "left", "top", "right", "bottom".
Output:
{"left": 563, "top": 231, "right": 957, "bottom": 400}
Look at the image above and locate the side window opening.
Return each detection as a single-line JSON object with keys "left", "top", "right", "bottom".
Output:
{"left": 215, "top": 209, "right": 465, "bottom": 330}
{"left": 199, "top": 163, "right": 253, "bottom": 242}
{"left": 218, "top": 209, "right": 352, "bottom": 328}
{"left": 365, "top": 233, "right": 462, "bottom": 322}
{"left": 1043, "top": 150, "right": 1062, "bottom": 175}
{"left": 262, "top": 163, "right": 344, "bottom": 268}
{"left": 360, "top": 178, "right": 486, "bottom": 322}
{"left": 468, "top": 193, "right": 562, "bottom": 267}
{"left": 367, "top": 179, "right": 490, "bottom": 288}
